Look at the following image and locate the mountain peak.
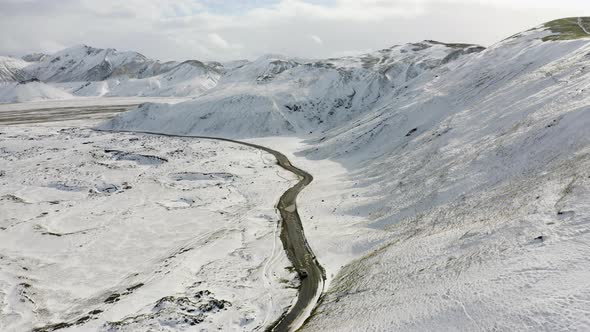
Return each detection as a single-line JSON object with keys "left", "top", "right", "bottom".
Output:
{"left": 542, "top": 17, "right": 590, "bottom": 41}
{"left": 22, "top": 53, "right": 48, "bottom": 62}
{"left": 254, "top": 54, "right": 295, "bottom": 62}
{"left": 421, "top": 40, "right": 484, "bottom": 49}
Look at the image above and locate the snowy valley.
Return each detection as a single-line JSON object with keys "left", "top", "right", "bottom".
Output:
{"left": 1, "top": 17, "right": 590, "bottom": 331}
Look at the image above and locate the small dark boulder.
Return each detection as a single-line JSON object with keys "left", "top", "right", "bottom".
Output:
{"left": 405, "top": 128, "right": 418, "bottom": 137}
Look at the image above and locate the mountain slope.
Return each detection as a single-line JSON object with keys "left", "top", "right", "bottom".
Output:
{"left": 22, "top": 53, "right": 48, "bottom": 63}
{"left": 0, "top": 56, "right": 28, "bottom": 82}
{"left": 295, "top": 22, "right": 590, "bottom": 331}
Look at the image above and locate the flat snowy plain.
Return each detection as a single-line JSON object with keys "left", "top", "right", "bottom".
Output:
{"left": 0, "top": 103, "right": 303, "bottom": 331}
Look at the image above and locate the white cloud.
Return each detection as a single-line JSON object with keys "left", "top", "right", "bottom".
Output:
{"left": 1, "top": 0, "right": 590, "bottom": 61}
{"left": 208, "top": 33, "right": 231, "bottom": 49}
{"left": 310, "top": 35, "right": 323, "bottom": 45}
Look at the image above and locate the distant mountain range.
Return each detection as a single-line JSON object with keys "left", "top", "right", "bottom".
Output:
{"left": 0, "top": 37, "right": 486, "bottom": 104}
{"left": 0, "top": 45, "right": 223, "bottom": 102}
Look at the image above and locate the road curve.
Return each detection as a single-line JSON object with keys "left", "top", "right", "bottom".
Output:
{"left": 99, "top": 129, "right": 326, "bottom": 332}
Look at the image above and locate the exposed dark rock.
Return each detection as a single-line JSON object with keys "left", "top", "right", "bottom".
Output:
{"left": 405, "top": 128, "right": 418, "bottom": 137}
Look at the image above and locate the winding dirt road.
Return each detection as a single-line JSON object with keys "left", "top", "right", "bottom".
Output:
{"left": 111, "top": 131, "right": 327, "bottom": 332}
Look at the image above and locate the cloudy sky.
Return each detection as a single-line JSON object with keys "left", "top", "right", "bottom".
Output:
{"left": 1, "top": 0, "right": 590, "bottom": 61}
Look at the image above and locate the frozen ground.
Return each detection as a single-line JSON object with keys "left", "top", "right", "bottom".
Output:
{"left": 0, "top": 118, "right": 300, "bottom": 331}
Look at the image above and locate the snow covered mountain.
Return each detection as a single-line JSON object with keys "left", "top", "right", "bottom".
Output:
{"left": 0, "top": 56, "right": 72, "bottom": 103}
{"left": 100, "top": 17, "right": 590, "bottom": 331}
{"left": 23, "top": 45, "right": 170, "bottom": 82}
{"left": 57, "top": 60, "right": 220, "bottom": 98}
{"left": 0, "top": 45, "right": 222, "bottom": 102}
{"left": 102, "top": 40, "right": 482, "bottom": 136}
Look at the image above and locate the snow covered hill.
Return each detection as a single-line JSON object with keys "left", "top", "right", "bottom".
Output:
{"left": 99, "top": 17, "right": 590, "bottom": 331}
{"left": 0, "top": 81, "right": 73, "bottom": 103}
